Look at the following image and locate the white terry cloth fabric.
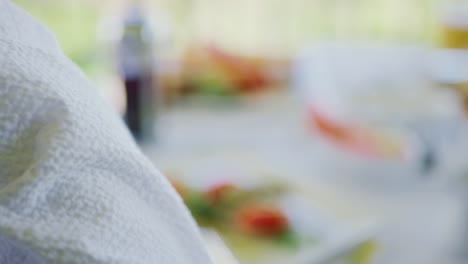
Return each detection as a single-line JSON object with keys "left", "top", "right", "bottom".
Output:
{"left": 0, "top": 233, "right": 45, "bottom": 264}
{"left": 0, "top": 1, "right": 213, "bottom": 263}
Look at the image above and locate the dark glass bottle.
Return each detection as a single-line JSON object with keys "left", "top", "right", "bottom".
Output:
{"left": 118, "top": 4, "right": 155, "bottom": 143}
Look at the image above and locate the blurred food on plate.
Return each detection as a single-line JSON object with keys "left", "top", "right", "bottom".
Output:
{"left": 158, "top": 45, "right": 290, "bottom": 102}
{"left": 161, "top": 152, "right": 377, "bottom": 264}
{"left": 168, "top": 176, "right": 300, "bottom": 245}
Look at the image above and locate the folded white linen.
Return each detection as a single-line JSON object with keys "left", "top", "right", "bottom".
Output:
{"left": 0, "top": 1, "right": 212, "bottom": 263}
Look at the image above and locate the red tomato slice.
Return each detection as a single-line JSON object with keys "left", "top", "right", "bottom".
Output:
{"left": 235, "top": 204, "right": 289, "bottom": 236}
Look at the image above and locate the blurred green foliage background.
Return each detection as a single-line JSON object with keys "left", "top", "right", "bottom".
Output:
{"left": 13, "top": 0, "right": 440, "bottom": 75}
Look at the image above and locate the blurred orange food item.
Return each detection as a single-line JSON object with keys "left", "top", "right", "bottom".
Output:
{"left": 167, "top": 177, "right": 188, "bottom": 199}
{"left": 205, "top": 182, "right": 239, "bottom": 205}
{"left": 179, "top": 45, "right": 290, "bottom": 96}
{"left": 235, "top": 204, "right": 289, "bottom": 237}
{"left": 207, "top": 46, "right": 270, "bottom": 92}
{"left": 310, "top": 109, "right": 369, "bottom": 148}
{"left": 310, "top": 108, "right": 406, "bottom": 159}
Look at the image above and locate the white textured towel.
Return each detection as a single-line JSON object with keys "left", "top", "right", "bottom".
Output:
{"left": 0, "top": 1, "right": 212, "bottom": 263}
